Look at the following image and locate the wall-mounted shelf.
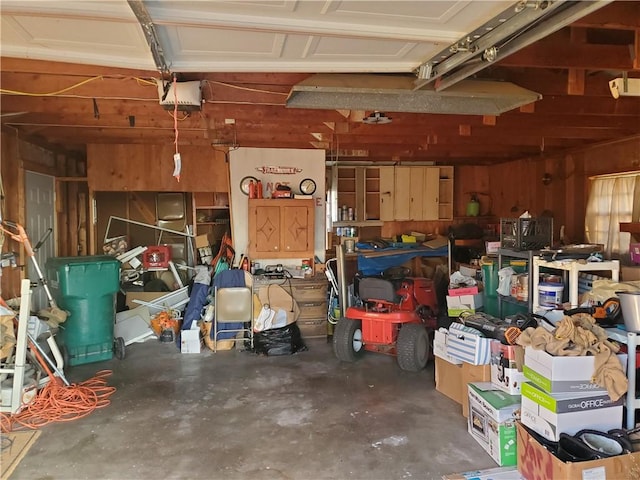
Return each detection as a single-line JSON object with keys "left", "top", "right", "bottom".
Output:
{"left": 333, "top": 220, "right": 384, "bottom": 228}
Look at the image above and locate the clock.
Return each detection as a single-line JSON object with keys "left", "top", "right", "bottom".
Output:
{"left": 299, "top": 178, "right": 317, "bottom": 195}
{"left": 240, "top": 176, "right": 258, "bottom": 196}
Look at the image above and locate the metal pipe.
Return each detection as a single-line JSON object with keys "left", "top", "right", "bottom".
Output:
{"left": 336, "top": 244, "right": 349, "bottom": 316}
{"left": 27, "top": 331, "right": 70, "bottom": 386}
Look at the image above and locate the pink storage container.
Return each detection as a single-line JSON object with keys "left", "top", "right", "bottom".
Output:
{"left": 630, "top": 243, "right": 640, "bottom": 264}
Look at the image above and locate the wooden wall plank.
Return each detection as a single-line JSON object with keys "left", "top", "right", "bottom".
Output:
{"left": 87, "top": 144, "right": 229, "bottom": 192}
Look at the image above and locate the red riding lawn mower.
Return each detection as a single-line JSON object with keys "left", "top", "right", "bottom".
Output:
{"left": 333, "top": 266, "right": 439, "bottom": 371}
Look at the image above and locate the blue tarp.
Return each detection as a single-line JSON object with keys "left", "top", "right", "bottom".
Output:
{"left": 356, "top": 245, "right": 449, "bottom": 276}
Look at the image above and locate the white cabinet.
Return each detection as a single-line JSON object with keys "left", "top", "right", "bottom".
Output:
{"left": 532, "top": 257, "right": 620, "bottom": 310}
{"left": 380, "top": 166, "right": 447, "bottom": 221}
{"left": 379, "top": 166, "right": 395, "bottom": 221}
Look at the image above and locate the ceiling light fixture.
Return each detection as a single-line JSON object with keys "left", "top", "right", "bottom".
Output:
{"left": 362, "top": 111, "right": 392, "bottom": 125}
{"left": 287, "top": 74, "right": 541, "bottom": 116}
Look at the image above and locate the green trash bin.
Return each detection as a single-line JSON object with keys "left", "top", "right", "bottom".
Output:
{"left": 46, "top": 256, "right": 120, "bottom": 366}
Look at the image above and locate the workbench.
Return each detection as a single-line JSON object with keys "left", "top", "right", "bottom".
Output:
{"left": 356, "top": 245, "right": 449, "bottom": 276}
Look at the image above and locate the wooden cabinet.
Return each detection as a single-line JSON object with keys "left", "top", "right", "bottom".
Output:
{"left": 248, "top": 198, "right": 314, "bottom": 259}
{"left": 381, "top": 166, "right": 449, "bottom": 221}
{"left": 254, "top": 275, "right": 328, "bottom": 339}
{"left": 192, "top": 192, "right": 230, "bottom": 248}
{"left": 335, "top": 166, "right": 381, "bottom": 223}
{"left": 291, "top": 275, "right": 329, "bottom": 339}
{"left": 379, "top": 166, "right": 395, "bottom": 221}
{"left": 438, "top": 166, "right": 454, "bottom": 221}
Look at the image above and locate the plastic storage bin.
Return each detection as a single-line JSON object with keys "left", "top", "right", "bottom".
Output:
{"left": 46, "top": 256, "right": 120, "bottom": 366}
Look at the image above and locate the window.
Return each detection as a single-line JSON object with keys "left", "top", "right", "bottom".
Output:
{"left": 585, "top": 172, "right": 640, "bottom": 259}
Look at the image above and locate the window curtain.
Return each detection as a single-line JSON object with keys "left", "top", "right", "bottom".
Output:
{"left": 585, "top": 174, "right": 639, "bottom": 258}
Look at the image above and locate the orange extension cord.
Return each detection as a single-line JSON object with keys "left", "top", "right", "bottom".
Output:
{"left": 0, "top": 370, "right": 116, "bottom": 433}
{"left": 0, "top": 335, "right": 117, "bottom": 433}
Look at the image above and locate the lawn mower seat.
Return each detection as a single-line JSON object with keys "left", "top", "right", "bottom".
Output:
{"left": 357, "top": 277, "right": 400, "bottom": 304}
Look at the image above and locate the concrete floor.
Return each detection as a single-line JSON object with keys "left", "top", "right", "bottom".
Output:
{"left": 12, "top": 337, "right": 497, "bottom": 480}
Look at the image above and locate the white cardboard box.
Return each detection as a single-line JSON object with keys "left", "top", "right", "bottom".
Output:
{"left": 180, "top": 329, "right": 201, "bottom": 354}
{"left": 434, "top": 328, "right": 463, "bottom": 365}
{"left": 490, "top": 343, "right": 526, "bottom": 395}
{"left": 467, "top": 382, "right": 521, "bottom": 467}
{"left": 447, "top": 322, "right": 494, "bottom": 365}
{"left": 523, "top": 346, "right": 627, "bottom": 394}
{"left": 446, "top": 293, "right": 484, "bottom": 316}
{"left": 520, "top": 382, "right": 624, "bottom": 442}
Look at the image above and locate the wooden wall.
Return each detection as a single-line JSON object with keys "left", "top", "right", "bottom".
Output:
{"left": 1, "top": 132, "right": 24, "bottom": 299}
{"left": 488, "top": 135, "right": 640, "bottom": 245}
{"left": 382, "top": 135, "right": 639, "bottom": 245}
{"left": 87, "top": 144, "right": 229, "bottom": 192}
{"left": 3, "top": 134, "right": 637, "bottom": 297}
{"left": 0, "top": 131, "right": 86, "bottom": 299}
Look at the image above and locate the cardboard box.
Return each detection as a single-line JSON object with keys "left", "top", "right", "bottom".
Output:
{"left": 462, "top": 363, "right": 492, "bottom": 417}
{"left": 520, "top": 382, "right": 624, "bottom": 442}
{"left": 523, "top": 346, "right": 627, "bottom": 394}
{"left": 490, "top": 343, "right": 526, "bottom": 395}
{"left": 447, "top": 322, "right": 494, "bottom": 365}
{"left": 621, "top": 265, "right": 640, "bottom": 281}
{"left": 446, "top": 293, "right": 484, "bottom": 316}
{"left": 195, "top": 234, "right": 210, "bottom": 249}
{"left": 447, "top": 285, "right": 480, "bottom": 296}
{"left": 485, "top": 241, "right": 501, "bottom": 255}
{"left": 125, "top": 292, "right": 168, "bottom": 310}
{"left": 467, "top": 383, "right": 521, "bottom": 466}
{"left": 516, "top": 422, "right": 640, "bottom": 480}
{"left": 180, "top": 329, "right": 201, "bottom": 353}
{"left": 459, "top": 264, "right": 479, "bottom": 278}
{"left": 435, "top": 356, "right": 463, "bottom": 405}
{"left": 434, "top": 328, "right": 463, "bottom": 365}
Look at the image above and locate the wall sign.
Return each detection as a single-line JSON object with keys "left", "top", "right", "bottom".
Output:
{"left": 256, "top": 166, "right": 302, "bottom": 174}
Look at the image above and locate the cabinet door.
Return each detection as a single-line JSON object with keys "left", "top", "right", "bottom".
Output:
{"left": 250, "top": 204, "right": 281, "bottom": 254}
{"left": 422, "top": 167, "right": 440, "bottom": 220}
{"left": 394, "top": 166, "right": 412, "bottom": 220}
{"left": 282, "top": 205, "right": 311, "bottom": 254}
{"left": 379, "top": 166, "right": 395, "bottom": 221}
{"left": 409, "top": 167, "right": 425, "bottom": 220}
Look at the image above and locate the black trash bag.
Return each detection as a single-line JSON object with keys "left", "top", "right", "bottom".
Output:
{"left": 253, "top": 322, "right": 308, "bottom": 356}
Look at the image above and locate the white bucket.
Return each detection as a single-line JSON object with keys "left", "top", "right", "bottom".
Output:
{"left": 539, "top": 283, "right": 564, "bottom": 308}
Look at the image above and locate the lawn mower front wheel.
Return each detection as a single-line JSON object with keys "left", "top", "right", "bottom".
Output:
{"left": 397, "top": 324, "right": 430, "bottom": 372}
{"left": 333, "top": 318, "right": 364, "bottom": 363}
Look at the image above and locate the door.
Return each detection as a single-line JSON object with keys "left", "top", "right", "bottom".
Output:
{"left": 379, "top": 166, "right": 395, "bottom": 221}
{"left": 25, "top": 171, "right": 55, "bottom": 311}
{"left": 394, "top": 167, "right": 412, "bottom": 221}
{"left": 282, "top": 205, "right": 310, "bottom": 254}
{"left": 423, "top": 167, "right": 440, "bottom": 220}
{"left": 409, "top": 167, "right": 425, "bottom": 220}
{"left": 249, "top": 203, "right": 281, "bottom": 255}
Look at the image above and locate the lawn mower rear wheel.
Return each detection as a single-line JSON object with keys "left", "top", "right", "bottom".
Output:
{"left": 397, "top": 324, "right": 429, "bottom": 372}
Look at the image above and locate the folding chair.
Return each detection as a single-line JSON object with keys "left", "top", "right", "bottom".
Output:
{"left": 213, "top": 281, "right": 253, "bottom": 352}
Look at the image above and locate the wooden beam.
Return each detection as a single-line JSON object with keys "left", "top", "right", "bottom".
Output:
{"left": 568, "top": 28, "right": 587, "bottom": 96}
{"left": 573, "top": 2, "right": 640, "bottom": 30}
{"left": 635, "top": 28, "right": 640, "bottom": 70}
{"left": 127, "top": 193, "right": 157, "bottom": 226}
{"left": 498, "top": 41, "right": 635, "bottom": 70}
